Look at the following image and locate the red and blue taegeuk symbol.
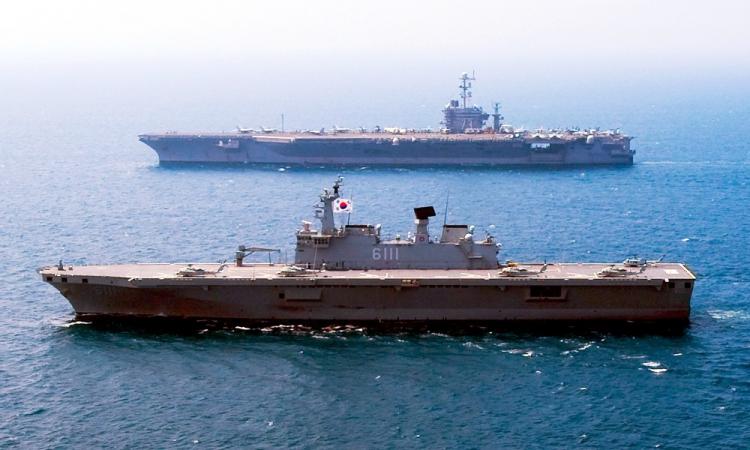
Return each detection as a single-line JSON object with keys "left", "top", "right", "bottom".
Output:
{"left": 338, "top": 201, "right": 348, "bottom": 209}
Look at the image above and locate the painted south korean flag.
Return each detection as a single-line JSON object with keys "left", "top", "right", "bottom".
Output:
{"left": 334, "top": 198, "right": 353, "bottom": 213}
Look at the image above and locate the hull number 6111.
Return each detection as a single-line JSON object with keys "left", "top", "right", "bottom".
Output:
{"left": 372, "top": 247, "right": 399, "bottom": 261}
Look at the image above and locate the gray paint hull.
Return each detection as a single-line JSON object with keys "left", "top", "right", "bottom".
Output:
{"left": 140, "top": 135, "right": 634, "bottom": 166}
{"left": 48, "top": 277, "right": 690, "bottom": 323}
{"left": 40, "top": 260, "right": 694, "bottom": 324}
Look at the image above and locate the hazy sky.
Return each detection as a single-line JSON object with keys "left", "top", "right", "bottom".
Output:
{"left": 2, "top": 0, "right": 748, "bottom": 130}
{"left": 3, "top": 0, "right": 748, "bottom": 69}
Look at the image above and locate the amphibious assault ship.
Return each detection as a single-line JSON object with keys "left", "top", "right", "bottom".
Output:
{"left": 40, "top": 178, "right": 693, "bottom": 324}
{"left": 139, "top": 73, "right": 635, "bottom": 166}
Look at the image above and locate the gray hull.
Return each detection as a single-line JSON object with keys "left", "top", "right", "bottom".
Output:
{"left": 59, "top": 283, "right": 689, "bottom": 323}
{"left": 40, "top": 262, "right": 693, "bottom": 323}
{"left": 140, "top": 134, "right": 635, "bottom": 166}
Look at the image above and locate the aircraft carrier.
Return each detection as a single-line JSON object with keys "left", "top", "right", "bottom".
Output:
{"left": 40, "top": 178, "right": 693, "bottom": 325}
{"left": 139, "top": 73, "right": 635, "bottom": 166}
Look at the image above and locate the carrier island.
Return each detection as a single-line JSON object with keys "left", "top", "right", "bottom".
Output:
{"left": 139, "top": 73, "right": 635, "bottom": 166}
{"left": 40, "top": 178, "right": 694, "bottom": 325}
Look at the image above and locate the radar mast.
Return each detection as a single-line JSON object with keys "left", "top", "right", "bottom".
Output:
{"left": 492, "top": 102, "right": 504, "bottom": 132}
{"left": 459, "top": 71, "right": 476, "bottom": 109}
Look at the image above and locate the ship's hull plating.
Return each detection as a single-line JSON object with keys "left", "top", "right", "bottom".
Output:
{"left": 51, "top": 280, "right": 690, "bottom": 323}
{"left": 140, "top": 135, "right": 634, "bottom": 166}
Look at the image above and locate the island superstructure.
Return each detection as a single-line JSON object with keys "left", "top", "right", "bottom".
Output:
{"left": 40, "top": 178, "right": 693, "bottom": 324}
{"left": 139, "top": 73, "right": 635, "bottom": 166}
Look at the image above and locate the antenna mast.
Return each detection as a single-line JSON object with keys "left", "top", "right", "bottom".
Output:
{"left": 459, "top": 72, "right": 476, "bottom": 109}
{"left": 443, "top": 192, "right": 450, "bottom": 227}
{"left": 492, "top": 102, "right": 504, "bottom": 132}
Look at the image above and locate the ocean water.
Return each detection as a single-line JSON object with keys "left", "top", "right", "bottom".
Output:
{"left": 1, "top": 87, "right": 750, "bottom": 448}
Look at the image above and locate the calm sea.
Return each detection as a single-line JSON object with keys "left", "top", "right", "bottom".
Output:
{"left": 1, "top": 85, "right": 749, "bottom": 448}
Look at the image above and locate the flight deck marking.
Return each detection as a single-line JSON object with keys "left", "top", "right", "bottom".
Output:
{"left": 566, "top": 273, "right": 592, "bottom": 279}
{"left": 358, "top": 272, "right": 381, "bottom": 278}
{"left": 460, "top": 272, "right": 484, "bottom": 278}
